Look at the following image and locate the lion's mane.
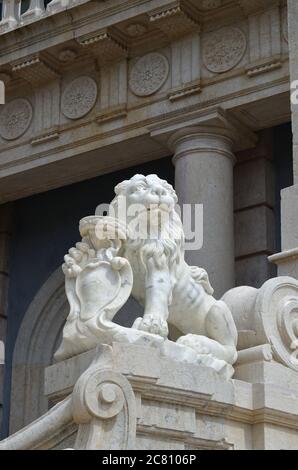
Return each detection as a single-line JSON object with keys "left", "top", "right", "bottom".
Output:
{"left": 109, "top": 175, "right": 185, "bottom": 270}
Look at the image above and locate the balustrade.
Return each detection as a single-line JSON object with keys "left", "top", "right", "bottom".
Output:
{"left": 0, "top": 0, "right": 90, "bottom": 33}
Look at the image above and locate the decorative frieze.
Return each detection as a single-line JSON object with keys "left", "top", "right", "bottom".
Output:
{"left": 203, "top": 27, "right": 247, "bottom": 73}
{"left": 168, "top": 33, "right": 201, "bottom": 101}
{"left": 129, "top": 52, "right": 169, "bottom": 97}
{"left": 0, "top": 98, "right": 33, "bottom": 141}
{"left": 77, "top": 28, "right": 127, "bottom": 65}
{"left": 61, "top": 76, "right": 98, "bottom": 120}
{"left": 97, "top": 60, "right": 127, "bottom": 122}
{"left": 11, "top": 54, "right": 59, "bottom": 87}
{"left": 32, "top": 80, "right": 60, "bottom": 145}
{"left": 125, "top": 23, "right": 147, "bottom": 38}
{"left": 58, "top": 49, "right": 78, "bottom": 64}
{"left": 244, "top": 3, "right": 282, "bottom": 77}
{"left": 149, "top": 1, "right": 200, "bottom": 40}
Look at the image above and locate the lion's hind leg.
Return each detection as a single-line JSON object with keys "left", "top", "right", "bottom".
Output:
{"left": 205, "top": 300, "right": 238, "bottom": 364}
{"left": 177, "top": 300, "right": 237, "bottom": 367}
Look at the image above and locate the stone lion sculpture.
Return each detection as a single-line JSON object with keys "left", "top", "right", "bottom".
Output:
{"left": 55, "top": 174, "right": 237, "bottom": 377}
{"left": 110, "top": 174, "right": 238, "bottom": 367}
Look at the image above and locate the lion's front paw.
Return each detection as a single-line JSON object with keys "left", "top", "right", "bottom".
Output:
{"left": 133, "top": 315, "right": 169, "bottom": 338}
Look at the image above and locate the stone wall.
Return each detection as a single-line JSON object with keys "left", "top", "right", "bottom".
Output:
{"left": 0, "top": 203, "right": 13, "bottom": 434}
{"left": 234, "top": 130, "right": 276, "bottom": 287}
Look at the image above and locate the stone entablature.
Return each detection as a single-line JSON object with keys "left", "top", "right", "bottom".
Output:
{"left": 0, "top": 0, "right": 290, "bottom": 204}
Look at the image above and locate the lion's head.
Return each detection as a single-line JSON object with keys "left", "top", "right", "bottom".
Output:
{"left": 109, "top": 174, "right": 185, "bottom": 267}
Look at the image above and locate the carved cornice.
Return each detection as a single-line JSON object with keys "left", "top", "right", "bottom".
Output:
{"left": 76, "top": 28, "right": 127, "bottom": 65}
{"left": 11, "top": 53, "right": 59, "bottom": 86}
{"left": 148, "top": 0, "right": 200, "bottom": 40}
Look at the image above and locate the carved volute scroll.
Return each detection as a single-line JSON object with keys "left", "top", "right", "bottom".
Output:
{"left": 72, "top": 366, "right": 137, "bottom": 450}
{"left": 255, "top": 277, "right": 298, "bottom": 372}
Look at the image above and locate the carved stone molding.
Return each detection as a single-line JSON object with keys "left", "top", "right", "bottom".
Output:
{"left": 0, "top": 98, "right": 33, "bottom": 141}
{"left": 148, "top": 0, "right": 200, "bottom": 40}
{"left": 96, "top": 104, "right": 127, "bottom": 124}
{"left": 168, "top": 81, "right": 201, "bottom": 101}
{"left": 77, "top": 28, "right": 127, "bottom": 65}
{"left": 11, "top": 54, "right": 59, "bottom": 87}
{"left": 129, "top": 52, "right": 169, "bottom": 97}
{"left": 203, "top": 27, "right": 247, "bottom": 73}
{"left": 61, "top": 76, "right": 98, "bottom": 120}
{"left": 246, "top": 58, "right": 282, "bottom": 78}
{"left": 31, "top": 128, "right": 60, "bottom": 146}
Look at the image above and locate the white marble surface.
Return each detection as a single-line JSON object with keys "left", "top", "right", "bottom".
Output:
{"left": 55, "top": 174, "right": 238, "bottom": 379}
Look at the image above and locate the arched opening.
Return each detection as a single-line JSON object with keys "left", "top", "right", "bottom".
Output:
{"left": 9, "top": 268, "right": 67, "bottom": 433}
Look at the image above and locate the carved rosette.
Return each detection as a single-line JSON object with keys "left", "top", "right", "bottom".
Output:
{"left": 203, "top": 27, "right": 247, "bottom": 73}
{"left": 0, "top": 98, "right": 33, "bottom": 140}
{"left": 61, "top": 76, "right": 98, "bottom": 120}
{"left": 129, "top": 52, "right": 169, "bottom": 97}
{"left": 255, "top": 277, "right": 298, "bottom": 372}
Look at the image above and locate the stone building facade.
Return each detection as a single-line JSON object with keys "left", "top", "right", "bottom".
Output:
{"left": 0, "top": 0, "right": 297, "bottom": 448}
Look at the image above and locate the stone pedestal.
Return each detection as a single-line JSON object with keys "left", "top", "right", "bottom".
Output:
{"left": 170, "top": 127, "right": 236, "bottom": 299}
{"left": 0, "top": 342, "right": 297, "bottom": 450}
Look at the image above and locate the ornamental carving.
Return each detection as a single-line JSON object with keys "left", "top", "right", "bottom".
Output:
{"left": 0, "top": 98, "right": 33, "bottom": 140}
{"left": 203, "top": 27, "right": 247, "bottom": 73}
{"left": 201, "top": 0, "right": 222, "bottom": 9}
{"left": 61, "top": 76, "right": 98, "bottom": 120}
{"left": 129, "top": 52, "right": 169, "bottom": 97}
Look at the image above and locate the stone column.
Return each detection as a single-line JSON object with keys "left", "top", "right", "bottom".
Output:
{"left": 0, "top": 203, "right": 13, "bottom": 433}
{"left": 170, "top": 127, "right": 236, "bottom": 299}
{"left": 269, "top": 1, "right": 298, "bottom": 278}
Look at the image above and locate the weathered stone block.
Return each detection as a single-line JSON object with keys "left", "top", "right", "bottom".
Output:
{"left": 235, "top": 206, "right": 275, "bottom": 258}
{"left": 236, "top": 254, "right": 276, "bottom": 288}
{"left": 234, "top": 158, "right": 275, "bottom": 211}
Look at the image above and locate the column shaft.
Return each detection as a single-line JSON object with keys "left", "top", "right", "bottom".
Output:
{"left": 171, "top": 127, "right": 235, "bottom": 298}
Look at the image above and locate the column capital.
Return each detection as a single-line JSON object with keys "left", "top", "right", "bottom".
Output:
{"left": 169, "top": 126, "right": 236, "bottom": 166}
{"left": 149, "top": 106, "right": 258, "bottom": 154}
